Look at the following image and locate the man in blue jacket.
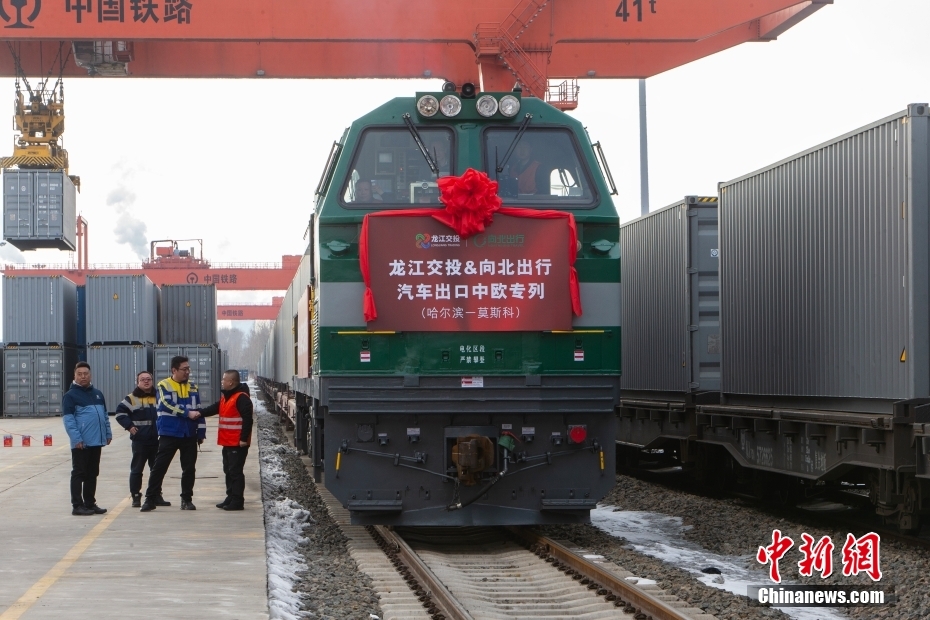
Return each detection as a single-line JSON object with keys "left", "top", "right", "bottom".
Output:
{"left": 115, "top": 371, "right": 170, "bottom": 508}
{"left": 141, "top": 356, "right": 206, "bottom": 512}
{"left": 62, "top": 362, "right": 112, "bottom": 516}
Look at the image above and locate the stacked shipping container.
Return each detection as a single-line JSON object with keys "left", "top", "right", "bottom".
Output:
{"left": 159, "top": 285, "right": 217, "bottom": 344}
{"left": 156, "top": 284, "right": 219, "bottom": 405}
{"left": 85, "top": 345, "right": 153, "bottom": 415}
{"left": 1, "top": 277, "right": 222, "bottom": 415}
{"left": 86, "top": 275, "right": 159, "bottom": 345}
{"left": 154, "top": 345, "right": 221, "bottom": 405}
{"left": 84, "top": 275, "right": 158, "bottom": 412}
{"left": 2, "top": 276, "right": 80, "bottom": 416}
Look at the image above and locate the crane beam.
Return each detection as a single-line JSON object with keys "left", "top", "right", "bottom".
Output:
{"left": 1, "top": 257, "right": 301, "bottom": 290}
{"left": 0, "top": 1, "right": 829, "bottom": 87}
{"left": 218, "top": 300, "right": 283, "bottom": 321}
{"left": 0, "top": 1, "right": 823, "bottom": 41}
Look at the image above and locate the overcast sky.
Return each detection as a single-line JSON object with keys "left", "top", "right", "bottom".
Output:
{"left": 1, "top": 0, "right": 928, "bottom": 332}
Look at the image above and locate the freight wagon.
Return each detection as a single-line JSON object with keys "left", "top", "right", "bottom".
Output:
{"left": 616, "top": 104, "right": 930, "bottom": 532}
{"left": 257, "top": 86, "right": 621, "bottom": 526}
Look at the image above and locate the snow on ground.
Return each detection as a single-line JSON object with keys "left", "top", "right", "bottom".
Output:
{"left": 255, "top": 395, "right": 313, "bottom": 620}
{"left": 591, "top": 507, "right": 847, "bottom": 620}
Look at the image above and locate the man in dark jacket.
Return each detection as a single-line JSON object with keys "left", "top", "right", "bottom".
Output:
{"left": 140, "top": 356, "right": 206, "bottom": 512}
{"left": 62, "top": 362, "right": 112, "bottom": 516}
{"left": 197, "top": 370, "right": 254, "bottom": 511}
{"left": 115, "top": 371, "right": 171, "bottom": 508}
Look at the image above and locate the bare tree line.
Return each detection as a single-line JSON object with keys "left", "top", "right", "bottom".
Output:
{"left": 218, "top": 321, "right": 272, "bottom": 373}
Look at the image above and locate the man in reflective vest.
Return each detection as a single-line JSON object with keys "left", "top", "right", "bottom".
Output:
{"left": 197, "top": 370, "right": 254, "bottom": 511}
{"left": 140, "top": 356, "right": 206, "bottom": 512}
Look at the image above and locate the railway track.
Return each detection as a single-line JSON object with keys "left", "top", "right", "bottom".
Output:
{"left": 314, "top": 479, "right": 716, "bottom": 620}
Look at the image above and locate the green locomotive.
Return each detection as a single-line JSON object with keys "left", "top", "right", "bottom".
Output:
{"left": 258, "top": 85, "right": 620, "bottom": 525}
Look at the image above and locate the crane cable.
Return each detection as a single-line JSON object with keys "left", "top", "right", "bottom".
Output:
{"left": 47, "top": 42, "right": 72, "bottom": 99}
{"left": 6, "top": 41, "right": 72, "bottom": 100}
{"left": 6, "top": 42, "right": 33, "bottom": 97}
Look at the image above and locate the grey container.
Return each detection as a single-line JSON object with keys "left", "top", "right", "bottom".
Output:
{"left": 2, "top": 169, "right": 77, "bottom": 251}
{"left": 620, "top": 196, "right": 721, "bottom": 396}
{"left": 86, "top": 275, "right": 159, "bottom": 345}
{"left": 718, "top": 103, "right": 930, "bottom": 412}
{"left": 2, "top": 276, "right": 78, "bottom": 345}
{"left": 3, "top": 345, "right": 79, "bottom": 416}
{"left": 154, "top": 344, "right": 219, "bottom": 405}
{"left": 159, "top": 285, "right": 217, "bottom": 345}
{"left": 86, "top": 345, "right": 154, "bottom": 414}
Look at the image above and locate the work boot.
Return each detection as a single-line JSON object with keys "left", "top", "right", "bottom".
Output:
{"left": 180, "top": 500, "right": 196, "bottom": 511}
{"left": 131, "top": 494, "right": 142, "bottom": 508}
{"left": 140, "top": 499, "right": 157, "bottom": 512}
{"left": 216, "top": 498, "right": 230, "bottom": 509}
{"left": 72, "top": 505, "right": 94, "bottom": 516}
{"left": 155, "top": 495, "right": 172, "bottom": 507}
{"left": 223, "top": 503, "right": 244, "bottom": 512}
{"left": 86, "top": 504, "right": 107, "bottom": 514}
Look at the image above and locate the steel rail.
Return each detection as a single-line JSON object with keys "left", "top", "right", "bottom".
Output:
{"left": 371, "top": 525, "right": 473, "bottom": 620}
{"left": 510, "top": 529, "right": 692, "bottom": 620}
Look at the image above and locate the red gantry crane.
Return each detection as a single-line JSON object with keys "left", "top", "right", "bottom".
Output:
{"left": 0, "top": 0, "right": 830, "bottom": 109}
{"left": 0, "top": 0, "right": 830, "bottom": 319}
{"left": 3, "top": 234, "right": 300, "bottom": 320}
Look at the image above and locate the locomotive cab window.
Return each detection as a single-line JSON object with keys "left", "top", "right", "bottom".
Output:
{"left": 483, "top": 128, "right": 596, "bottom": 207}
{"left": 341, "top": 127, "right": 454, "bottom": 207}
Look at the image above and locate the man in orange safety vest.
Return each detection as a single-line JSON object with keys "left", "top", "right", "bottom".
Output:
{"left": 197, "top": 370, "right": 254, "bottom": 511}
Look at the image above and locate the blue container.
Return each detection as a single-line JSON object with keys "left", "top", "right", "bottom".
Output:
{"left": 76, "top": 285, "right": 86, "bottom": 348}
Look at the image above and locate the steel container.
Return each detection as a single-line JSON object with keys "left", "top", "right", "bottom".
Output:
{"left": 2, "top": 276, "right": 78, "bottom": 345}
{"left": 296, "top": 285, "right": 312, "bottom": 378}
{"left": 3, "top": 345, "right": 79, "bottom": 417}
{"left": 2, "top": 169, "right": 77, "bottom": 251}
{"left": 86, "top": 275, "right": 159, "bottom": 345}
{"left": 154, "top": 344, "right": 219, "bottom": 405}
{"left": 86, "top": 345, "right": 154, "bottom": 413}
{"left": 718, "top": 103, "right": 930, "bottom": 411}
{"left": 620, "top": 196, "right": 721, "bottom": 396}
{"left": 75, "top": 285, "right": 87, "bottom": 361}
{"left": 274, "top": 283, "right": 294, "bottom": 381}
{"left": 159, "top": 285, "right": 217, "bottom": 345}
{"left": 75, "top": 284, "right": 86, "bottom": 352}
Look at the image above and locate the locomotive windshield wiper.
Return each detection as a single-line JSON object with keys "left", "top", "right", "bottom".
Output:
{"left": 495, "top": 112, "right": 533, "bottom": 176}
{"left": 402, "top": 113, "right": 439, "bottom": 175}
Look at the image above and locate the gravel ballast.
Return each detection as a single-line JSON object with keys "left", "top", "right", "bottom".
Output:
{"left": 544, "top": 474, "right": 924, "bottom": 620}
{"left": 258, "top": 400, "right": 383, "bottom": 620}
{"left": 257, "top": 388, "right": 922, "bottom": 620}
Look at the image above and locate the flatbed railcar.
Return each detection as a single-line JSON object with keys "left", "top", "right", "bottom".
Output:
{"left": 616, "top": 104, "right": 930, "bottom": 533}
{"left": 257, "top": 86, "right": 621, "bottom": 526}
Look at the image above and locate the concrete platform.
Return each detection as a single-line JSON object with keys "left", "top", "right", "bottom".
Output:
{"left": 0, "top": 416, "right": 268, "bottom": 619}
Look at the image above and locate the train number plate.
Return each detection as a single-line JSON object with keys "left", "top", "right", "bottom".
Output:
{"left": 461, "top": 376, "right": 484, "bottom": 388}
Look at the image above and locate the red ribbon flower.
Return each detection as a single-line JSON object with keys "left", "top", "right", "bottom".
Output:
{"left": 359, "top": 168, "right": 582, "bottom": 321}
{"left": 434, "top": 168, "right": 502, "bottom": 238}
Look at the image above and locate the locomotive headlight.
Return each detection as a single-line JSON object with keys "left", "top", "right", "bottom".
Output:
{"left": 439, "top": 94, "right": 462, "bottom": 117}
{"left": 499, "top": 95, "right": 521, "bottom": 117}
{"left": 476, "top": 95, "right": 499, "bottom": 117}
{"left": 417, "top": 95, "right": 439, "bottom": 117}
